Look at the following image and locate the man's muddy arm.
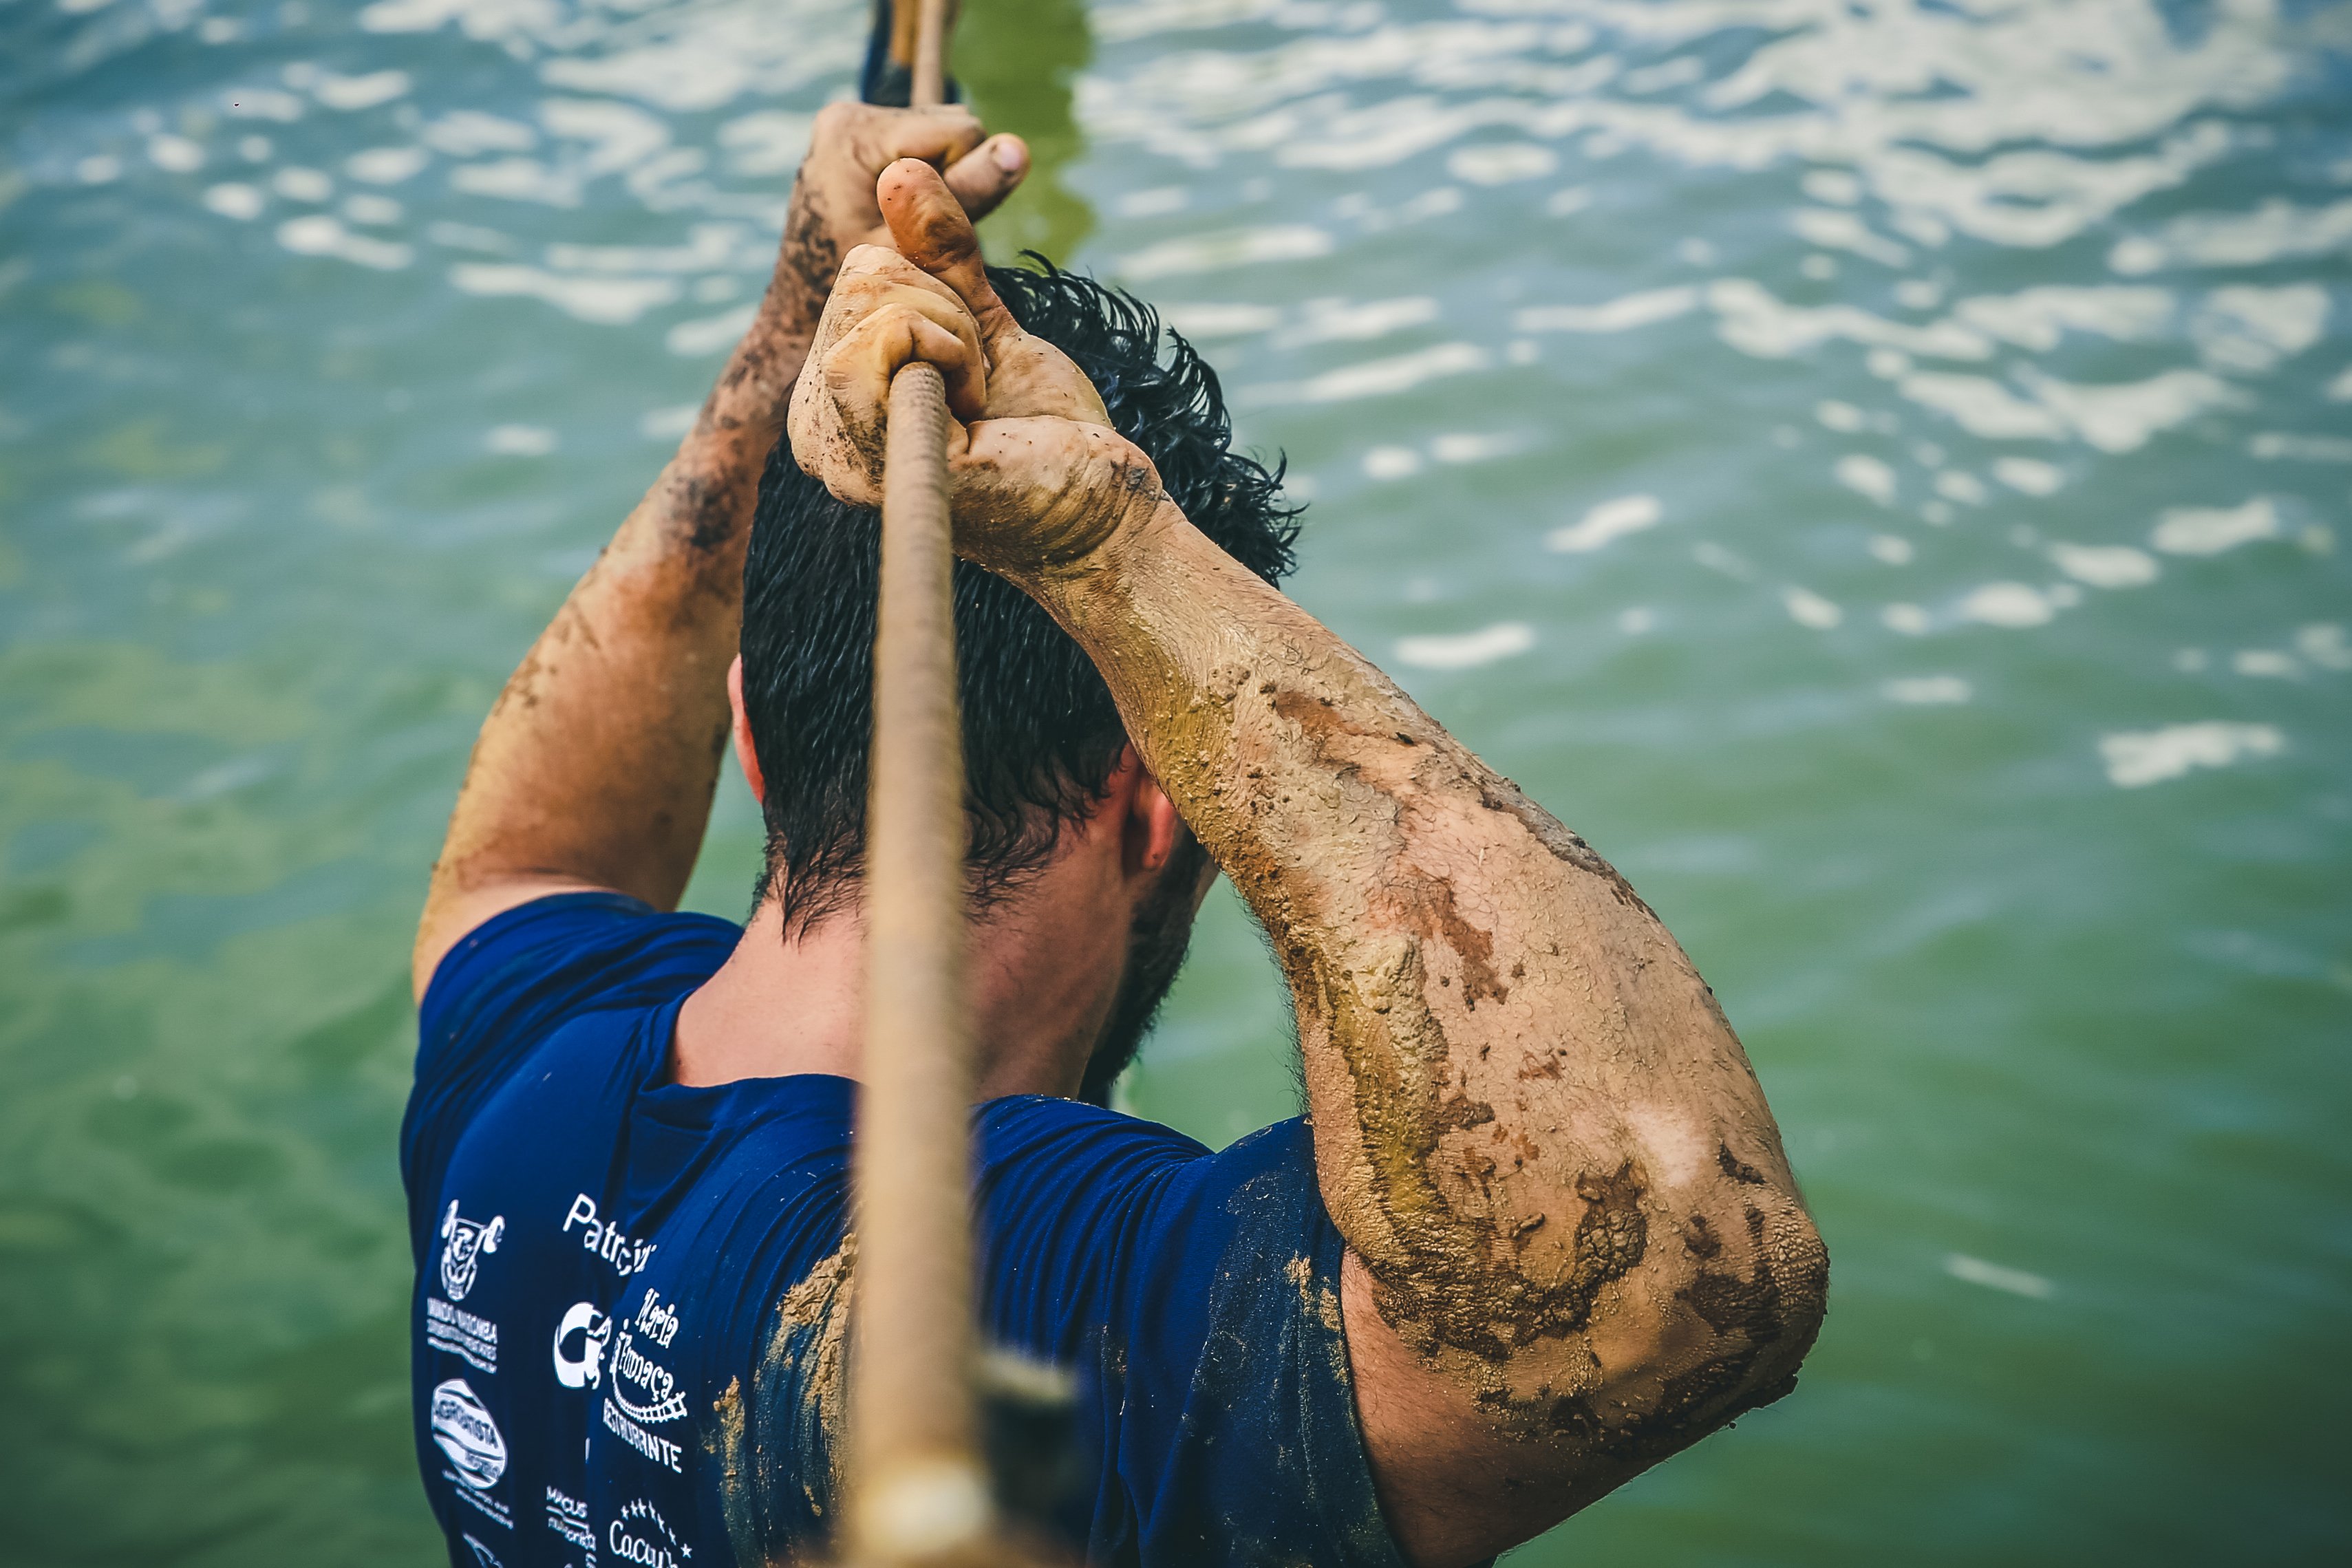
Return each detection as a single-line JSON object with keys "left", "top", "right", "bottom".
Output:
{"left": 1024, "top": 502, "right": 1828, "bottom": 1563}
{"left": 409, "top": 318, "right": 800, "bottom": 998}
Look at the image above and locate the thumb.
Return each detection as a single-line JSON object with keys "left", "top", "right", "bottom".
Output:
{"left": 878, "top": 156, "right": 1020, "bottom": 355}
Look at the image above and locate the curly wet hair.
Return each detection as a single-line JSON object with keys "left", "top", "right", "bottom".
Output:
{"left": 739, "top": 259, "right": 1302, "bottom": 935}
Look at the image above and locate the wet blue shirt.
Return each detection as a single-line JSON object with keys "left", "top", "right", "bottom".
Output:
{"left": 403, "top": 893, "right": 1404, "bottom": 1568}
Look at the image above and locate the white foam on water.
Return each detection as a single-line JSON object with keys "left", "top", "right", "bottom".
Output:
{"left": 313, "top": 70, "right": 411, "bottom": 111}
{"left": 1932, "top": 470, "right": 1987, "bottom": 505}
{"left": 1547, "top": 493, "right": 1660, "bottom": 553}
{"left": 2049, "top": 543, "right": 2159, "bottom": 589}
{"left": 147, "top": 134, "right": 204, "bottom": 173}
{"left": 449, "top": 264, "right": 677, "bottom": 324}
{"left": 1431, "top": 432, "right": 1521, "bottom": 464}
{"left": 1868, "top": 535, "right": 1914, "bottom": 565}
{"left": 347, "top": 146, "right": 429, "bottom": 184}
{"left": 1116, "top": 185, "right": 1189, "bottom": 217}
{"left": 2231, "top": 649, "right": 2299, "bottom": 679}
{"left": 1244, "top": 342, "right": 1488, "bottom": 405}
{"left": 2294, "top": 624, "right": 2352, "bottom": 671}
{"left": 1835, "top": 453, "right": 1896, "bottom": 506}
{"left": 717, "top": 111, "right": 813, "bottom": 178}
{"left": 1958, "top": 582, "right": 2060, "bottom": 628}
{"left": 224, "top": 87, "right": 304, "bottom": 122}
{"left": 547, "top": 224, "right": 740, "bottom": 275}
{"left": 203, "top": 182, "right": 264, "bottom": 220}
{"left": 1364, "top": 446, "right": 1422, "bottom": 481}
{"left": 2190, "top": 285, "right": 2329, "bottom": 375}
{"left": 1993, "top": 456, "right": 2066, "bottom": 496}
{"left": 1792, "top": 208, "right": 1909, "bottom": 268}
{"left": 423, "top": 111, "right": 536, "bottom": 158}
{"left": 1157, "top": 302, "right": 1281, "bottom": 340}
{"left": 2249, "top": 433, "right": 2352, "bottom": 463}
{"left": 1945, "top": 1253, "right": 2053, "bottom": 1299}
{"left": 1883, "top": 603, "right": 1930, "bottom": 636}
{"left": 343, "top": 194, "right": 403, "bottom": 226}
{"left": 359, "top": 0, "right": 559, "bottom": 39}
{"left": 271, "top": 167, "right": 332, "bottom": 202}
{"left": 1884, "top": 676, "right": 1969, "bottom": 705}
{"left": 2020, "top": 367, "right": 2238, "bottom": 453}
{"left": 639, "top": 404, "right": 700, "bottom": 441}
{"left": 450, "top": 158, "right": 581, "bottom": 208}
{"left": 1396, "top": 621, "right": 1536, "bottom": 670}
{"left": 2115, "top": 196, "right": 2352, "bottom": 273}
{"left": 542, "top": 99, "right": 671, "bottom": 178}
{"left": 277, "top": 215, "right": 411, "bottom": 270}
{"left": 1782, "top": 586, "right": 1841, "bottom": 630}
{"left": 665, "top": 305, "right": 754, "bottom": 358}
{"left": 1448, "top": 142, "right": 1555, "bottom": 184}
{"left": 1950, "top": 285, "right": 2173, "bottom": 351}
{"left": 1515, "top": 285, "right": 1698, "bottom": 334}
{"left": 1897, "top": 372, "right": 2064, "bottom": 442}
{"left": 2150, "top": 497, "right": 2280, "bottom": 556}
{"left": 2328, "top": 365, "right": 2352, "bottom": 401}
{"left": 485, "top": 425, "right": 556, "bottom": 456}
{"left": 2099, "top": 722, "right": 2285, "bottom": 788}
{"left": 1276, "top": 296, "right": 1440, "bottom": 346}
{"left": 1708, "top": 279, "right": 1993, "bottom": 362}
{"left": 1118, "top": 224, "right": 1332, "bottom": 279}
{"left": 1802, "top": 168, "right": 1861, "bottom": 205}
{"left": 1815, "top": 399, "right": 1865, "bottom": 432}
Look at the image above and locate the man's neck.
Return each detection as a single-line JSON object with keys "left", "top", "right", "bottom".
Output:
{"left": 672, "top": 893, "right": 1113, "bottom": 1100}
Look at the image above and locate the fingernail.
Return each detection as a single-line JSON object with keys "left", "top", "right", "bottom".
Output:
{"left": 992, "top": 137, "right": 1025, "bottom": 173}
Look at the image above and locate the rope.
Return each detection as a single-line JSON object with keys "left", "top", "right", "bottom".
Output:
{"left": 844, "top": 3, "right": 1007, "bottom": 1562}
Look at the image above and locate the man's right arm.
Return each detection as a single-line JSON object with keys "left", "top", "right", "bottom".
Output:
{"left": 792, "top": 163, "right": 1828, "bottom": 1568}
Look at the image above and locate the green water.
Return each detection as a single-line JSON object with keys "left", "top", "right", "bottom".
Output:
{"left": 4, "top": 0, "right": 2348, "bottom": 1560}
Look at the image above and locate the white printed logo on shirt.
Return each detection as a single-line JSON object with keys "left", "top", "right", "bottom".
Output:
{"left": 440, "top": 1201, "right": 505, "bottom": 1302}
{"left": 560, "top": 1193, "right": 656, "bottom": 1278}
{"left": 431, "top": 1378, "right": 508, "bottom": 1490}
{"left": 609, "top": 1498, "right": 689, "bottom": 1568}
{"left": 553, "top": 1300, "right": 612, "bottom": 1390}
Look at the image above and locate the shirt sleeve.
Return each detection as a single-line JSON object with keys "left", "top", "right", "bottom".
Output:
{"left": 401, "top": 892, "right": 740, "bottom": 1261}
{"left": 971, "top": 1102, "right": 1409, "bottom": 1568}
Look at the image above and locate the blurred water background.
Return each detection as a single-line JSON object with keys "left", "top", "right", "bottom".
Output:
{"left": 3, "top": 0, "right": 2349, "bottom": 1561}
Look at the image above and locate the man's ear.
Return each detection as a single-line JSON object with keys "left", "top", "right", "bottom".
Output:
{"left": 728, "top": 656, "right": 766, "bottom": 806}
{"left": 1120, "top": 742, "right": 1184, "bottom": 878}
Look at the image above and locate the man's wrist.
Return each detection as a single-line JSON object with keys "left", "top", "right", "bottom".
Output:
{"left": 1020, "top": 493, "right": 1190, "bottom": 621}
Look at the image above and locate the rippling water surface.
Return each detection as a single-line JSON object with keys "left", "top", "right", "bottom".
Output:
{"left": 4, "top": 0, "right": 2348, "bottom": 1560}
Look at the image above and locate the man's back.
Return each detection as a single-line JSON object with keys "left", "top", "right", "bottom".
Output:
{"left": 405, "top": 894, "right": 1402, "bottom": 1568}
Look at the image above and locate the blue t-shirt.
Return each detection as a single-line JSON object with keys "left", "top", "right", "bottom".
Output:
{"left": 402, "top": 893, "right": 1404, "bottom": 1568}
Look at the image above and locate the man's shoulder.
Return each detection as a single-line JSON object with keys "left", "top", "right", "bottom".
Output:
{"left": 427, "top": 891, "right": 740, "bottom": 1013}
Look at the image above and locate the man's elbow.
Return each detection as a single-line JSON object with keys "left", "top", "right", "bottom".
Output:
{"left": 1630, "top": 1196, "right": 1828, "bottom": 1457}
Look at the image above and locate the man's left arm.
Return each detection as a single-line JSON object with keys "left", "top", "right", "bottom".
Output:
{"left": 412, "top": 105, "right": 1029, "bottom": 999}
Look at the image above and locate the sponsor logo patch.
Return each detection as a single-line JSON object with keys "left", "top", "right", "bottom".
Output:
{"left": 553, "top": 1300, "right": 611, "bottom": 1390}
{"left": 561, "top": 1194, "right": 655, "bottom": 1279}
{"left": 608, "top": 1498, "right": 689, "bottom": 1568}
{"left": 431, "top": 1377, "right": 512, "bottom": 1528}
{"left": 601, "top": 1397, "right": 684, "bottom": 1474}
{"left": 545, "top": 1486, "right": 595, "bottom": 1554}
{"left": 439, "top": 1201, "right": 504, "bottom": 1302}
{"left": 427, "top": 1295, "right": 500, "bottom": 1374}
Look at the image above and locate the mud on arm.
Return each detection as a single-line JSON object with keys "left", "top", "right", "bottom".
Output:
{"left": 1025, "top": 500, "right": 1828, "bottom": 1562}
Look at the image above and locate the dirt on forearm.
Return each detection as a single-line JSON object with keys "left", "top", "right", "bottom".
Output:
{"left": 1031, "top": 502, "right": 1827, "bottom": 1454}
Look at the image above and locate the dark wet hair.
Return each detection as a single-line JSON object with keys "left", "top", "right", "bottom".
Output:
{"left": 740, "top": 260, "right": 1301, "bottom": 934}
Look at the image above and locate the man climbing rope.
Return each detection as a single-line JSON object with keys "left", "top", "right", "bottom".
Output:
{"left": 405, "top": 99, "right": 1826, "bottom": 1568}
